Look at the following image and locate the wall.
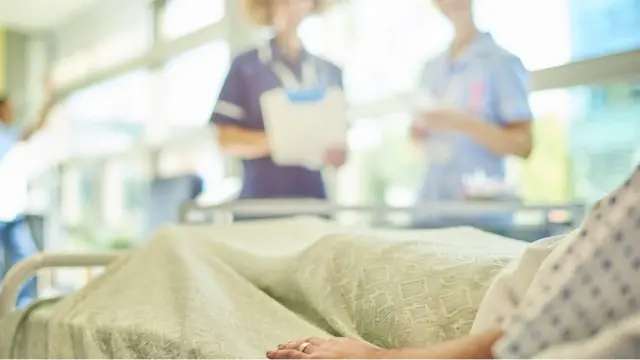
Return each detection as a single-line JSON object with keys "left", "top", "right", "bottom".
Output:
{"left": 5, "top": 31, "right": 28, "bottom": 116}
{"left": 0, "top": 30, "right": 49, "bottom": 126}
{"left": 0, "top": 27, "right": 5, "bottom": 92}
{"left": 52, "top": 0, "right": 152, "bottom": 62}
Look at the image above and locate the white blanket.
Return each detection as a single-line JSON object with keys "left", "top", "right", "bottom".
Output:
{"left": 471, "top": 233, "right": 569, "bottom": 335}
{"left": 0, "top": 218, "right": 526, "bottom": 358}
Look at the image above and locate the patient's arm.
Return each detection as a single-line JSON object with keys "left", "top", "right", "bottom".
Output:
{"left": 266, "top": 329, "right": 503, "bottom": 359}
{"left": 380, "top": 329, "right": 503, "bottom": 359}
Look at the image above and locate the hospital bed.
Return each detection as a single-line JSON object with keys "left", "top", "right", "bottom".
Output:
{"left": 0, "top": 199, "right": 585, "bottom": 316}
{"left": 0, "top": 199, "right": 585, "bottom": 358}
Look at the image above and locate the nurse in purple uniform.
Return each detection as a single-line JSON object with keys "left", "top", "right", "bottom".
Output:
{"left": 210, "top": 0, "right": 345, "bottom": 203}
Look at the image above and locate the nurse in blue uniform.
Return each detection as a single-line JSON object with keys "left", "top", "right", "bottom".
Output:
{"left": 0, "top": 84, "right": 54, "bottom": 308}
{"left": 210, "top": 0, "right": 345, "bottom": 204}
{"left": 411, "top": 0, "right": 534, "bottom": 231}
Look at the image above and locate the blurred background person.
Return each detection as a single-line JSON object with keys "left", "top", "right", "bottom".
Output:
{"left": 210, "top": 0, "right": 346, "bottom": 206}
{"left": 410, "top": 0, "right": 533, "bottom": 232}
{"left": 0, "top": 88, "right": 54, "bottom": 162}
{"left": 0, "top": 82, "right": 54, "bottom": 308}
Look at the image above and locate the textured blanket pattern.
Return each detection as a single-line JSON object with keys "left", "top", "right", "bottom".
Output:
{"left": 0, "top": 218, "right": 525, "bottom": 358}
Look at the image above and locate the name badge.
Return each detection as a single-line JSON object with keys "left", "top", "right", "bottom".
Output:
{"left": 467, "top": 77, "right": 486, "bottom": 114}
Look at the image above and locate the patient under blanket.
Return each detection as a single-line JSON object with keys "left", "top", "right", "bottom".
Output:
{"left": 0, "top": 218, "right": 526, "bottom": 358}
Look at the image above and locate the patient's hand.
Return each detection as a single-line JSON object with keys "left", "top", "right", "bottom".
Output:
{"left": 266, "top": 337, "right": 380, "bottom": 359}
{"left": 267, "top": 329, "right": 503, "bottom": 359}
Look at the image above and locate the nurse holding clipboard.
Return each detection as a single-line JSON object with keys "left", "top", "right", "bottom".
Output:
{"left": 411, "top": 0, "right": 534, "bottom": 231}
{"left": 210, "top": 0, "right": 346, "bottom": 205}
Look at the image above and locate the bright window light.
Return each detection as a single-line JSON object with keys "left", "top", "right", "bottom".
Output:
{"left": 162, "top": 0, "right": 225, "bottom": 40}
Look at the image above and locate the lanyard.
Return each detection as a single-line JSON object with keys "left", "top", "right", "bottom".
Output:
{"left": 258, "top": 43, "right": 318, "bottom": 90}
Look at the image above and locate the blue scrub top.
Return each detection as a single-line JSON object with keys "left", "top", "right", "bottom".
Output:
{"left": 210, "top": 39, "right": 343, "bottom": 199}
{"left": 417, "top": 33, "right": 533, "bottom": 203}
{"left": 0, "top": 123, "right": 22, "bottom": 164}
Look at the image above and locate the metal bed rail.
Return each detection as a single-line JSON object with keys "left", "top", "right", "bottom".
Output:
{"left": 179, "top": 198, "right": 587, "bottom": 225}
{"left": 0, "top": 200, "right": 586, "bottom": 319}
{"left": 0, "top": 252, "right": 124, "bottom": 318}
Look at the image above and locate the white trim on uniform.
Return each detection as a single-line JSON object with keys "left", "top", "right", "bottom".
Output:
{"left": 214, "top": 100, "right": 245, "bottom": 120}
{"left": 258, "top": 42, "right": 318, "bottom": 90}
{"left": 258, "top": 43, "right": 272, "bottom": 63}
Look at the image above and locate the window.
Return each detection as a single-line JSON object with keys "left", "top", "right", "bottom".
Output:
{"left": 525, "top": 82, "right": 640, "bottom": 204}
{"left": 299, "top": 2, "right": 352, "bottom": 66}
{"left": 90, "top": 26, "right": 151, "bottom": 71}
{"left": 161, "top": 41, "right": 230, "bottom": 130}
{"left": 52, "top": 51, "right": 92, "bottom": 88}
{"left": 52, "top": 26, "right": 151, "bottom": 88}
{"left": 297, "top": 0, "right": 640, "bottom": 110}
{"left": 567, "top": 0, "right": 640, "bottom": 61}
{"left": 102, "top": 155, "right": 151, "bottom": 239}
{"left": 631, "top": 84, "right": 640, "bottom": 102}
{"left": 590, "top": 89, "right": 608, "bottom": 110}
{"left": 60, "top": 163, "right": 102, "bottom": 230}
{"left": 63, "top": 70, "right": 153, "bottom": 156}
{"left": 474, "top": 0, "right": 572, "bottom": 71}
{"left": 162, "top": 0, "right": 225, "bottom": 40}
{"left": 336, "top": 114, "right": 425, "bottom": 206}
{"left": 156, "top": 137, "right": 231, "bottom": 202}
{"left": 337, "top": 0, "right": 450, "bottom": 104}
{"left": 297, "top": 0, "right": 451, "bottom": 103}
{"left": 476, "top": 0, "right": 640, "bottom": 71}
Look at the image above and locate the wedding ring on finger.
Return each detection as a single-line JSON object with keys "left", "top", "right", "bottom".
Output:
{"left": 298, "top": 342, "right": 312, "bottom": 353}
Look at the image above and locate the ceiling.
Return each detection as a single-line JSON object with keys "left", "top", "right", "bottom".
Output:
{"left": 0, "top": 0, "right": 100, "bottom": 31}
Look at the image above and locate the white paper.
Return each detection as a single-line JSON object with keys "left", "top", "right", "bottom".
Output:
{"left": 260, "top": 87, "right": 348, "bottom": 170}
{"left": 411, "top": 89, "right": 455, "bottom": 164}
{"left": 411, "top": 89, "right": 438, "bottom": 111}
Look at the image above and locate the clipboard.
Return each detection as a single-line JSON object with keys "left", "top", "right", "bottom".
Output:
{"left": 411, "top": 88, "right": 454, "bottom": 164}
{"left": 260, "top": 86, "right": 348, "bottom": 170}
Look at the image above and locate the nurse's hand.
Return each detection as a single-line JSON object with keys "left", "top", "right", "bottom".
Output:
{"left": 324, "top": 148, "right": 347, "bottom": 168}
{"left": 418, "top": 107, "right": 472, "bottom": 133}
{"left": 409, "top": 117, "right": 429, "bottom": 142}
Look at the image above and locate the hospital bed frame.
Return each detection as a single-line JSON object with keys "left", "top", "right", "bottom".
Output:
{"left": 0, "top": 199, "right": 586, "bottom": 318}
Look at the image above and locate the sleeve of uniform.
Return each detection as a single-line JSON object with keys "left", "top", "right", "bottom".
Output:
{"left": 493, "top": 166, "right": 640, "bottom": 359}
{"left": 210, "top": 57, "right": 248, "bottom": 126}
{"left": 492, "top": 56, "right": 533, "bottom": 125}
